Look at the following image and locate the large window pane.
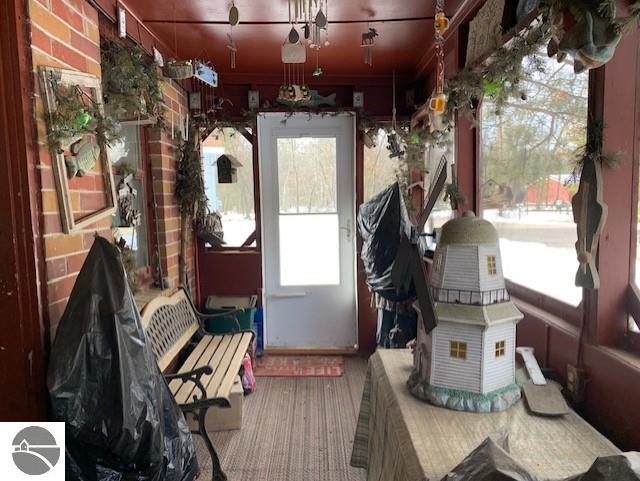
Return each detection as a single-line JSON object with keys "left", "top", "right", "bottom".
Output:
{"left": 479, "top": 51, "right": 588, "bottom": 306}
{"left": 203, "top": 128, "right": 256, "bottom": 247}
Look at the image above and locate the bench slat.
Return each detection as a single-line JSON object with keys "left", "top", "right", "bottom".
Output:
{"left": 203, "top": 334, "right": 244, "bottom": 401}
{"left": 216, "top": 332, "right": 253, "bottom": 400}
{"left": 174, "top": 335, "right": 234, "bottom": 405}
{"left": 169, "top": 335, "right": 219, "bottom": 395}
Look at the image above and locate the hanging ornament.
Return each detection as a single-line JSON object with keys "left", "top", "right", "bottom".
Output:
{"left": 387, "top": 71, "right": 404, "bottom": 158}
{"left": 227, "top": 2, "right": 239, "bottom": 69}
{"left": 360, "top": 26, "right": 378, "bottom": 66}
{"left": 430, "top": 0, "right": 449, "bottom": 115}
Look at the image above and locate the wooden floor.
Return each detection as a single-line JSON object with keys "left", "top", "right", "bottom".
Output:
{"left": 195, "top": 356, "right": 368, "bottom": 481}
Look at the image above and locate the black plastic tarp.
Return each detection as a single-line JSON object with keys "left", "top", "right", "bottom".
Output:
{"left": 358, "top": 182, "right": 415, "bottom": 302}
{"left": 47, "top": 236, "right": 198, "bottom": 481}
{"left": 442, "top": 429, "right": 640, "bottom": 481}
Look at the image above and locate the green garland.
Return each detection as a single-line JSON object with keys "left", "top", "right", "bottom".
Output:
{"left": 45, "top": 77, "right": 119, "bottom": 153}
{"left": 175, "top": 128, "right": 208, "bottom": 226}
{"left": 101, "top": 39, "right": 164, "bottom": 125}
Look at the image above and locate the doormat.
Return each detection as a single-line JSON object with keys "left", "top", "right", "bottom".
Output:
{"left": 254, "top": 355, "right": 343, "bottom": 377}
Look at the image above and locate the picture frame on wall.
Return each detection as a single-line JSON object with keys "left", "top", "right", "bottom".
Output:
{"left": 40, "top": 67, "right": 117, "bottom": 234}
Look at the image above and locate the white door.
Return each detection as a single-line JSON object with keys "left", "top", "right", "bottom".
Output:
{"left": 259, "top": 113, "right": 357, "bottom": 349}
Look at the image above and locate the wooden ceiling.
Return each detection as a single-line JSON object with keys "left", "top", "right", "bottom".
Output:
{"left": 126, "top": 0, "right": 472, "bottom": 78}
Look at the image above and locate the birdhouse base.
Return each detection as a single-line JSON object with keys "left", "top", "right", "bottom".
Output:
{"left": 407, "top": 374, "right": 521, "bottom": 413}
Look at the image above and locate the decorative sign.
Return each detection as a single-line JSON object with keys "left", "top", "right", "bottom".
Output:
{"left": 194, "top": 61, "right": 218, "bottom": 87}
{"left": 118, "top": 6, "right": 127, "bottom": 39}
{"left": 465, "top": 0, "right": 505, "bottom": 67}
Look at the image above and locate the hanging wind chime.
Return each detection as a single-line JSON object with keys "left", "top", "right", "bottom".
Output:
{"left": 227, "top": 2, "right": 239, "bottom": 69}
{"left": 360, "top": 26, "right": 378, "bottom": 67}
{"left": 279, "top": 0, "right": 330, "bottom": 102}
{"left": 429, "top": 0, "right": 449, "bottom": 129}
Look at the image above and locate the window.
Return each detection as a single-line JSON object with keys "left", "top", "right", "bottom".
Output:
{"left": 487, "top": 255, "right": 497, "bottom": 276}
{"left": 449, "top": 341, "right": 467, "bottom": 359}
{"left": 495, "top": 340, "right": 506, "bottom": 358}
{"left": 363, "top": 128, "right": 400, "bottom": 202}
{"left": 479, "top": 49, "right": 588, "bottom": 307}
{"left": 108, "top": 125, "right": 149, "bottom": 269}
{"left": 434, "top": 251, "right": 444, "bottom": 272}
{"left": 203, "top": 128, "right": 256, "bottom": 248}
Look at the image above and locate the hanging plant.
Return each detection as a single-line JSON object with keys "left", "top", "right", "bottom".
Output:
{"left": 45, "top": 78, "right": 120, "bottom": 153}
{"left": 100, "top": 38, "right": 164, "bottom": 125}
{"left": 162, "top": 59, "right": 194, "bottom": 80}
{"left": 175, "top": 128, "right": 208, "bottom": 225}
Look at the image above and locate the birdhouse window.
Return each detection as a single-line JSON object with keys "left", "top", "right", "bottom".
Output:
{"left": 495, "top": 340, "right": 506, "bottom": 358}
{"left": 487, "top": 255, "right": 497, "bottom": 276}
{"left": 449, "top": 341, "right": 467, "bottom": 360}
{"left": 434, "top": 251, "right": 444, "bottom": 272}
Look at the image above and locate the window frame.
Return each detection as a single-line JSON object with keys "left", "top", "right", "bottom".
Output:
{"left": 449, "top": 340, "right": 468, "bottom": 359}
{"left": 204, "top": 126, "right": 260, "bottom": 253}
{"left": 495, "top": 340, "right": 506, "bottom": 358}
{"left": 487, "top": 255, "right": 497, "bottom": 276}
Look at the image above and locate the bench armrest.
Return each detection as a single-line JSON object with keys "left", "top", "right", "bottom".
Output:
{"left": 164, "top": 366, "right": 212, "bottom": 402}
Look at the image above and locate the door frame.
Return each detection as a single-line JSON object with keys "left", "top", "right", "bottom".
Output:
{"left": 0, "top": 0, "right": 48, "bottom": 420}
{"left": 257, "top": 112, "right": 359, "bottom": 352}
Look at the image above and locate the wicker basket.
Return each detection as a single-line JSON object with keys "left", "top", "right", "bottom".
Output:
{"left": 162, "top": 61, "right": 193, "bottom": 80}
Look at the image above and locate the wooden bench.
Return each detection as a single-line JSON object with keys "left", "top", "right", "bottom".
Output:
{"left": 141, "top": 288, "right": 254, "bottom": 481}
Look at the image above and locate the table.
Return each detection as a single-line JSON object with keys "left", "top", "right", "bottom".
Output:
{"left": 350, "top": 350, "right": 619, "bottom": 481}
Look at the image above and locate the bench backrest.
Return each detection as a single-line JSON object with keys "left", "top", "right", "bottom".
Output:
{"left": 140, "top": 289, "right": 200, "bottom": 371}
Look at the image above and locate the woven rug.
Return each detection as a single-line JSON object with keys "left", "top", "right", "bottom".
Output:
{"left": 254, "top": 355, "right": 344, "bottom": 377}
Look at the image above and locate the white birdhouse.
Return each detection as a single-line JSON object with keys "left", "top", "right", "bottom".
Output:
{"left": 408, "top": 211, "right": 523, "bottom": 412}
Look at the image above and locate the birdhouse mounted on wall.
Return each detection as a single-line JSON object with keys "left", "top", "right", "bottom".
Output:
{"left": 217, "top": 154, "right": 242, "bottom": 183}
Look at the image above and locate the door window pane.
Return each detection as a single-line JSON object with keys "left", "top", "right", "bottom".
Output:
{"left": 203, "top": 128, "right": 256, "bottom": 247}
{"left": 279, "top": 214, "right": 340, "bottom": 286}
{"left": 479, "top": 50, "right": 588, "bottom": 306}
{"left": 277, "top": 137, "right": 337, "bottom": 213}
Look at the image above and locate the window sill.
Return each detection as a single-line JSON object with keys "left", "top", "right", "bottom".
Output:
{"left": 511, "top": 295, "right": 580, "bottom": 338}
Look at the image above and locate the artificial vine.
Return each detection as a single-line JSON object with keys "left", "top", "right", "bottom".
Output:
{"left": 45, "top": 78, "right": 119, "bottom": 153}
{"left": 175, "top": 128, "right": 208, "bottom": 226}
{"left": 101, "top": 38, "right": 164, "bottom": 125}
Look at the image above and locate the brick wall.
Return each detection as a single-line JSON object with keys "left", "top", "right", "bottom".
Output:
{"left": 27, "top": 0, "right": 193, "bottom": 336}
{"left": 148, "top": 81, "right": 195, "bottom": 292}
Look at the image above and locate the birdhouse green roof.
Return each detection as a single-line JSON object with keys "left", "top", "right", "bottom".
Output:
{"left": 439, "top": 211, "right": 499, "bottom": 246}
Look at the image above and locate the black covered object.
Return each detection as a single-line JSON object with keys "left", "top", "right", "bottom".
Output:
{"left": 442, "top": 429, "right": 640, "bottom": 481}
{"left": 358, "top": 182, "right": 415, "bottom": 302}
{"left": 47, "top": 236, "right": 198, "bottom": 481}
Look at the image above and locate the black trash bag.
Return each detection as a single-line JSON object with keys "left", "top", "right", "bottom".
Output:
{"left": 358, "top": 182, "right": 415, "bottom": 302}
{"left": 47, "top": 236, "right": 198, "bottom": 481}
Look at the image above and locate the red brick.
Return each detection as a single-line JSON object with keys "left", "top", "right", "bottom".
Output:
{"left": 39, "top": 167, "right": 56, "bottom": 190}
{"left": 93, "top": 175, "right": 105, "bottom": 192}
{"left": 82, "top": 4, "right": 98, "bottom": 25}
{"left": 68, "top": 174, "right": 96, "bottom": 191}
{"left": 69, "top": 29, "right": 99, "bottom": 60}
{"left": 80, "top": 191, "right": 106, "bottom": 211}
{"left": 51, "top": 0, "right": 83, "bottom": 32}
{"left": 31, "top": 25, "right": 52, "bottom": 54}
{"left": 51, "top": 39, "right": 87, "bottom": 71}
{"left": 48, "top": 299, "right": 68, "bottom": 326}
{"left": 47, "top": 274, "right": 77, "bottom": 303}
{"left": 42, "top": 213, "right": 62, "bottom": 234}
{"left": 45, "top": 233, "right": 83, "bottom": 257}
{"left": 46, "top": 257, "right": 66, "bottom": 278}
{"left": 66, "top": 251, "right": 87, "bottom": 274}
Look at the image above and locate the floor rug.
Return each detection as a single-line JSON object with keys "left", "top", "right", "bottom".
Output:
{"left": 254, "top": 355, "right": 344, "bottom": 377}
